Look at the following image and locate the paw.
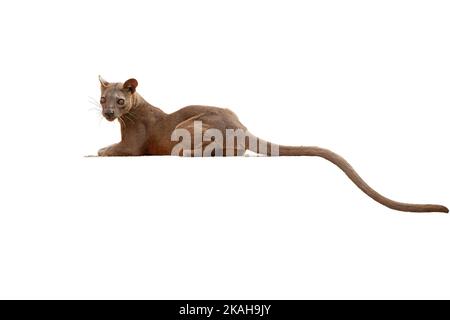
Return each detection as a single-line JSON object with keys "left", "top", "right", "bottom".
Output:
{"left": 97, "top": 147, "right": 110, "bottom": 156}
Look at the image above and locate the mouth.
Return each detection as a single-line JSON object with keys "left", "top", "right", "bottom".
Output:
{"left": 104, "top": 115, "right": 116, "bottom": 121}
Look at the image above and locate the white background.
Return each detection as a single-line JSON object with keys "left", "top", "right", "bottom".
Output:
{"left": 0, "top": 0, "right": 449, "bottom": 299}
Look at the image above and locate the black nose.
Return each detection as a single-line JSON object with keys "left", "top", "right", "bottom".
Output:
{"left": 104, "top": 110, "right": 114, "bottom": 118}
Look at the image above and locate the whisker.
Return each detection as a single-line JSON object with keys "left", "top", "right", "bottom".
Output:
{"left": 88, "top": 100, "right": 101, "bottom": 107}
{"left": 88, "top": 107, "right": 101, "bottom": 112}
{"left": 88, "top": 101, "right": 102, "bottom": 113}
{"left": 88, "top": 96, "right": 102, "bottom": 109}
{"left": 88, "top": 96, "right": 100, "bottom": 104}
{"left": 88, "top": 103, "right": 101, "bottom": 109}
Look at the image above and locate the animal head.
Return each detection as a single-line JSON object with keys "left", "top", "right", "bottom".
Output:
{"left": 98, "top": 76, "right": 138, "bottom": 121}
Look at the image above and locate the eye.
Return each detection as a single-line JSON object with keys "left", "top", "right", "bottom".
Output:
{"left": 100, "top": 97, "right": 106, "bottom": 103}
{"left": 117, "top": 99, "right": 125, "bottom": 106}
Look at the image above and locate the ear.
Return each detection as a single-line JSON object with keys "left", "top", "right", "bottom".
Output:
{"left": 99, "top": 75, "right": 110, "bottom": 88}
{"left": 123, "top": 78, "right": 138, "bottom": 93}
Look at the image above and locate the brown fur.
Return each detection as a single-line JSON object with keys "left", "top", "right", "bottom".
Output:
{"left": 96, "top": 77, "right": 448, "bottom": 213}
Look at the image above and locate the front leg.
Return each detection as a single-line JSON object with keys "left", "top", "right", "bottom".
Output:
{"left": 98, "top": 143, "right": 140, "bottom": 156}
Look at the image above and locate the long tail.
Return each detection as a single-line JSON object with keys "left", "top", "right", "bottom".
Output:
{"left": 246, "top": 134, "right": 448, "bottom": 213}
